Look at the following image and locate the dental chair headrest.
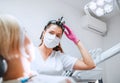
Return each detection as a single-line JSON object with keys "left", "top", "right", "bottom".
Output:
{"left": 0, "top": 55, "right": 7, "bottom": 77}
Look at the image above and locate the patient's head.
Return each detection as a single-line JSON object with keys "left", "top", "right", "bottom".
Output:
{"left": 0, "top": 15, "right": 23, "bottom": 60}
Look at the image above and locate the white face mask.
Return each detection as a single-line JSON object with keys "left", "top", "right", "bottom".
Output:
{"left": 43, "top": 32, "right": 60, "bottom": 48}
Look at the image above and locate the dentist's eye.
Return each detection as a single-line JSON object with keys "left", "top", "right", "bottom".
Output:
{"left": 56, "top": 34, "right": 61, "bottom": 38}
{"left": 49, "top": 31, "right": 55, "bottom": 35}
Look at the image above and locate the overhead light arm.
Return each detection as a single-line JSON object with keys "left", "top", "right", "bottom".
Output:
{"left": 84, "top": 4, "right": 92, "bottom": 16}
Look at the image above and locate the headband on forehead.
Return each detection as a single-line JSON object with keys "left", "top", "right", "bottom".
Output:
{"left": 57, "top": 16, "right": 65, "bottom": 25}
{"left": 46, "top": 17, "right": 65, "bottom": 31}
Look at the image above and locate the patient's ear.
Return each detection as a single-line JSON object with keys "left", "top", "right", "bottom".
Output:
{"left": 24, "top": 34, "right": 31, "bottom": 46}
{"left": 24, "top": 34, "right": 30, "bottom": 55}
{"left": 23, "top": 34, "right": 35, "bottom": 62}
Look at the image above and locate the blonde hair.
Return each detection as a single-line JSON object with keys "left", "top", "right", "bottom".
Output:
{"left": 0, "top": 15, "right": 21, "bottom": 59}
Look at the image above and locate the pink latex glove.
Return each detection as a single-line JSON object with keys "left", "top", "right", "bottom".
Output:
{"left": 63, "top": 24, "right": 79, "bottom": 44}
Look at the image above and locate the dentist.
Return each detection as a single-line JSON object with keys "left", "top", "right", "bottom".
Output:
{"left": 31, "top": 18, "right": 96, "bottom": 76}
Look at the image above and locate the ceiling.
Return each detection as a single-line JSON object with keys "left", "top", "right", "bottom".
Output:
{"left": 61, "top": 0, "right": 120, "bottom": 21}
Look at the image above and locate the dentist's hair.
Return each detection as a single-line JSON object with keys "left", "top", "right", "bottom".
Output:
{"left": 0, "top": 15, "right": 22, "bottom": 59}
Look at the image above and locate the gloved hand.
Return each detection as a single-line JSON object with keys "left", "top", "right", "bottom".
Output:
{"left": 63, "top": 24, "right": 79, "bottom": 44}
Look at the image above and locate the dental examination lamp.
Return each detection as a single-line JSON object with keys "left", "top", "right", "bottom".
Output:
{"left": 84, "top": 0, "right": 114, "bottom": 17}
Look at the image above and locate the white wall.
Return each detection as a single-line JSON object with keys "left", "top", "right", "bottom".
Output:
{"left": 0, "top": 0, "right": 103, "bottom": 58}
{"left": 103, "top": 14, "right": 120, "bottom": 83}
